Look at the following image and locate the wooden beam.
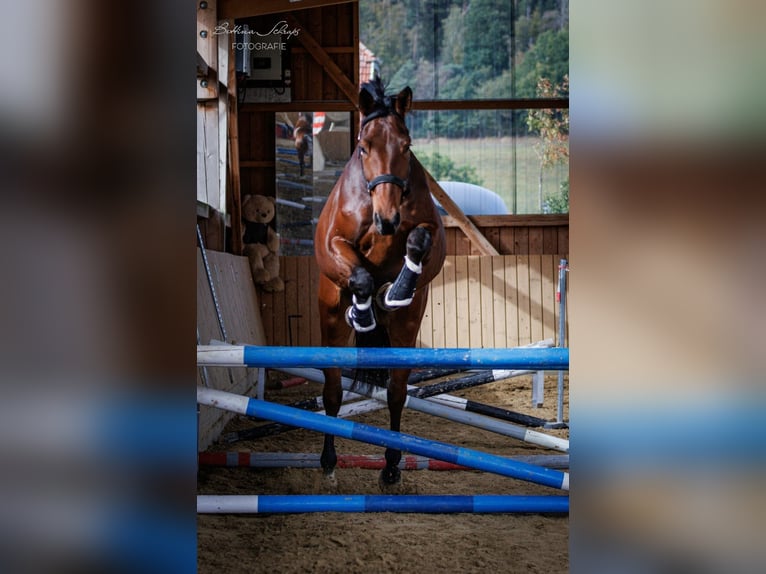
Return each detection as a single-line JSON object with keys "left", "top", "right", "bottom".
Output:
{"left": 425, "top": 171, "right": 499, "bottom": 256}
{"left": 411, "top": 98, "right": 568, "bottom": 111}
{"left": 226, "top": 22, "right": 244, "bottom": 255}
{"left": 285, "top": 13, "right": 358, "bottom": 106}
{"left": 220, "top": 0, "right": 355, "bottom": 19}
{"left": 442, "top": 214, "right": 569, "bottom": 228}
{"left": 197, "top": 0, "right": 218, "bottom": 100}
{"left": 197, "top": 51, "right": 209, "bottom": 78}
{"left": 240, "top": 101, "right": 356, "bottom": 113}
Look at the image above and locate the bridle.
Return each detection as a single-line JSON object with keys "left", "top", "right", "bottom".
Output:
{"left": 358, "top": 109, "right": 411, "bottom": 197}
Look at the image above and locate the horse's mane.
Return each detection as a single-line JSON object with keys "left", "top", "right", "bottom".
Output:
{"left": 360, "top": 76, "right": 401, "bottom": 127}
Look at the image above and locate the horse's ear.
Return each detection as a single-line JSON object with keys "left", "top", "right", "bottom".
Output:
{"left": 359, "top": 87, "right": 376, "bottom": 117}
{"left": 395, "top": 87, "right": 412, "bottom": 118}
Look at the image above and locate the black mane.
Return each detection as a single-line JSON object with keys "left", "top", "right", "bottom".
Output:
{"left": 360, "top": 76, "right": 401, "bottom": 127}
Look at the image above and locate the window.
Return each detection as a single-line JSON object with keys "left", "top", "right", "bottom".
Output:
{"left": 360, "top": 0, "right": 569, "bottom": 214}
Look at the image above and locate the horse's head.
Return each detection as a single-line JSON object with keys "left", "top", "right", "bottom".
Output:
{"left": 357, "top": 78, "right": 413, "bottom": 236}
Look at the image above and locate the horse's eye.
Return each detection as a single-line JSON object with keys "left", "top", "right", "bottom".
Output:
{"left": 358, "top": 145, "right": 367, "bottom": 157}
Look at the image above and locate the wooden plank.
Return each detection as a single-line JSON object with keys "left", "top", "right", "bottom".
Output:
{"left": 217, "top": 69, "right": 228, "bottom": 215}
{"left": 197, "top": 0, "right": 218, "bottom": 100}
{"left": 271, "top": 261, "right": 288, "bottom": 345}
{"left": 297, "top": 257, "right": 314, "bottom": 347}
{"left": 454, "top": 256, "right": 470, "bottom": 347}
{"left": 479, "top": 256, "right": 495, "bottom": 348}
{"left": 499, "top": 227, "right": 515, "bottom": 254}
{"left": 558, "top": 226, "right": 569, "bottom": 255}
{"left": 543, "top": 226, "right": 558, "bottom": 254}
{"left": 483, "top": 226, "right": 501, "bottom": 253}
{"left": 541, "top": 255, "right": 556, "bottom": 342}
{"left": 514, "top": 227, "right": 529, "bottom": 254}
{"left": 428, "top": 262, "right": 446, "bottom": 349}
{"left": 529, "top": 227, "right": 544, "bottom": 254}
{"left": 529, "top": 255, "right": 543, "bottom": 343}
{"left": 418, "top": 284, "right": 434, "bottom": 349}
{"left": 282, "top": 256, "right": 301, "bottom": 346}
{"left": 442, "top": 257, "right": 457, "bottom": 348}
{"left": 491, "top": 255, "right": 507, "bottom": 349}
{"left": 197, "top": 101, "right": 220, "bottom": 207}
{"left": 467, "top": 256, "right": 482, "bottom": 347}
{"left": 197, "top": 106, "right": 207, "bottom": 204}
{"left": 504, "top": 256, "right": 519, "bottom": 348}
{"left": 259, "top": 289, "right": 274, "bottom": 345}
{"left": 227, "top": 30, "right": 243, "bottom": 255}
{"left": 558, "top": 253, "right": 570, "bottom": 346}
{"left": 516, "top": 255, "right": 531, "bottom": 345}
{"left": 309, "top": 257, "right": 321, "bottom": 346}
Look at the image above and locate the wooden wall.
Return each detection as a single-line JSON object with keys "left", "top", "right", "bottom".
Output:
{"left": 259, "top": 216, "right": 569, "bottom": 348}
{"left": 443, "top": 215, "right": 569, "bottom": 255}
{"left": 237, "top": 4, "right": 358, "bottom": 204}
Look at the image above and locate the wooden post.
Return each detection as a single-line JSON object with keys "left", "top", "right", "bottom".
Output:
{"left": 425, "top": 171, "right": 500, "bottom": 256}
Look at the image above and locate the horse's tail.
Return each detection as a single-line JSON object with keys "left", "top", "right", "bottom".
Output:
{"left": 354, "top": 323, "right": 390, "bottom": 387}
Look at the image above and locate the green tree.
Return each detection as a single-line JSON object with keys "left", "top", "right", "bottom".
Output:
{"left": 359, "top": 0, "right": 409, "bottom": 80}
{"left": 515, "top": 27, "right": 569, "bottom": 98}
{"left": 463, "top": 0, "right": 513, "bottom": 75}
{"left": 440, "top": 4, "right": 466, "bottom": 67}
{"left": 526, "top": 75, "right": 569, "bottom": 211}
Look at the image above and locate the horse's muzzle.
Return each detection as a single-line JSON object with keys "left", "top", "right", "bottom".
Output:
{"left": 374, "top": 211, "right": 400, "bottom": 235}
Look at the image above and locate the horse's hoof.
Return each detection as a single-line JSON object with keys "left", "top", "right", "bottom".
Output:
{"left": 322, "top": 470, "right": 338, "bottom": 490}
{"left": 378, "top": 466, "right": 402, "bottom": 491}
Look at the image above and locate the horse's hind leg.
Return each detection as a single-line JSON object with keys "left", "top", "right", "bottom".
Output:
{"left": 379, "top": 367, "right": 409, "bottom": 488}
{"left": 318, "top": 275, "right": 352, "bottom": 486}
{"left": 320, "top": 366, "right": 342, "bottom": 485}
{"left": 380, "top": 226, "right": 433, "bottom": 308}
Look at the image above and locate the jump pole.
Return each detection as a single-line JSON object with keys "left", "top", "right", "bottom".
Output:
{"left": 198, "top": 452, "right": 570, "bottom": 470}
{"left": 279, "top": 367, "right": 569, "bottom": 452}
{"left": 197, "top": 386, "right": 569, "bottom": 491}
{"left": 198, "top": 494, "right": 569, "bottom": 514}
{"left": 197, "top": 345, "right": 569, "bottom": 370}
{"left": 224, "top": 367, "right": 546, "bottom": 443}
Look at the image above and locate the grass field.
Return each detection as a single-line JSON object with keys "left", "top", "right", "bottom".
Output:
{"left": 411, "top": 136, "right": 569, "bottom": 214}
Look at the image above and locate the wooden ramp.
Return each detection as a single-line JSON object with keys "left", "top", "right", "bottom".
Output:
{"left": 197, "top": 249, "right": 265, "bottom": 450}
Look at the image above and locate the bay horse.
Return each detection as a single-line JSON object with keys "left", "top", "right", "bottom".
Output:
{"left": 314, "top": 77, "right": 446, "bottom": 488}
{"left": 294, "top": 114, "right": 311, "bottom": 177}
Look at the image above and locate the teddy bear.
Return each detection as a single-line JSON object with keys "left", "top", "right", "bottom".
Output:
{"left": 241, "top": 194, "right": 284, "bottom": 292}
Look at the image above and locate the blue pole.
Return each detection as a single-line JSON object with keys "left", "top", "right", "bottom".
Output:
{"left": 197, "top": 387, "right": 569, "bottom": 491}
{"left": 197, "top": 494, "right": 569, "bottom": 514}
{"left": 197, "top": 345, "right": 569, "bottom": 370}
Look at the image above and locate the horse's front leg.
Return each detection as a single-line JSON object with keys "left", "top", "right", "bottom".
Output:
{"left": 380, "top": 225, "right": 432, "bottom": 309}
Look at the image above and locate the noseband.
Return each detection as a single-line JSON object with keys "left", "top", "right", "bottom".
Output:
{"left": 365, "top": 166, "right": 410, "bottom": 195}
{"left": 358, "top": 110, "right": 411, "bottom": 197}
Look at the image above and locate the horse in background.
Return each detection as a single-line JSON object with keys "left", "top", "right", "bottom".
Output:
{"left": 314, "top": 77, "right": 446, "bottom": 489}
{"left": 294, "top": 114, "right": 311, "bottom": 177}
